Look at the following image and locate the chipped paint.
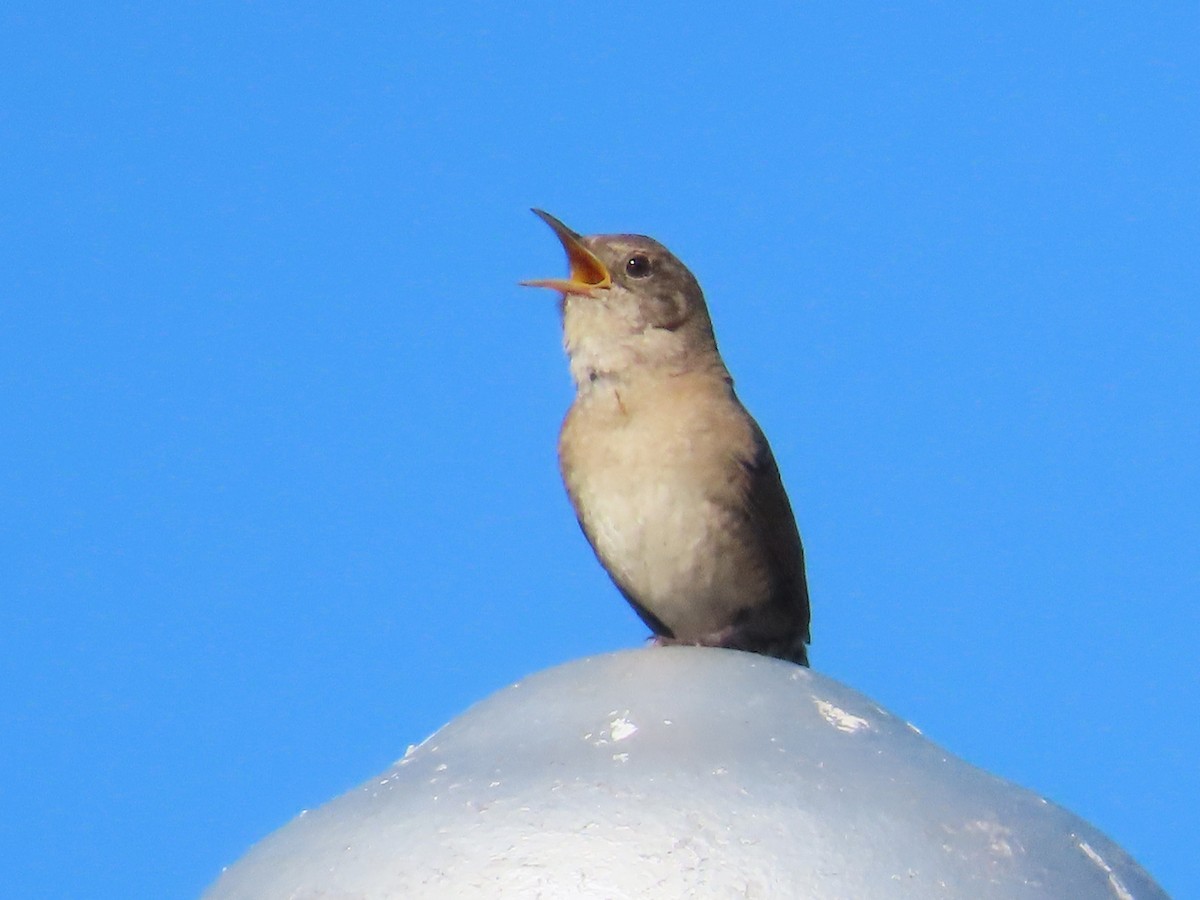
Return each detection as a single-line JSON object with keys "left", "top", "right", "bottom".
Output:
{"left": 1078, "top": 839, "right": 1135, "bottom": 900}
{"left": 815, "top": 699, "right": 870, "bottom": 733}
{"left": 610, "top": 717, "right": 638, "bottom": 742}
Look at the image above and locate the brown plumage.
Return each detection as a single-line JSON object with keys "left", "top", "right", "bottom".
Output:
{"left": 523, "top": 210, "right": 811, "bottom": 666}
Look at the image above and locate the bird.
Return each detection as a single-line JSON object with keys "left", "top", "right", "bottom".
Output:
{"left": 521, "top": 209, "right": 811, "bottom": 666}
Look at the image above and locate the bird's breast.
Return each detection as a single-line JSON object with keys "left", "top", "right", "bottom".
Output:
{"left": 559, "top": 382, "right": 769, "bottom": 638}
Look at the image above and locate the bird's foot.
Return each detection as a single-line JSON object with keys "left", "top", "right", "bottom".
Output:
{"left": 651, "top": 626, "right": 808, "bottom": 666}
{"left": 652, "top": 626, "right": 738, "bottom": 650}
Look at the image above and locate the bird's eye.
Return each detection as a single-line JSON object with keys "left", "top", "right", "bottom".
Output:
{"left": 625, "top": 254, "right": 653, "bottom": 278}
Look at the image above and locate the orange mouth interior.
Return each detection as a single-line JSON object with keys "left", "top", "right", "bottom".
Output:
{"left": 520, "top": 209, "right": 611, "bottom": 295}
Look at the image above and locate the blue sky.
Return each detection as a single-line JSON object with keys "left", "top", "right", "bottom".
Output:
{"left": 2, "top": 4, "right": 1196, "bottom": 897}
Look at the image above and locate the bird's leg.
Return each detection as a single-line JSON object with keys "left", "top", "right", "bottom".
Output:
{"left": 653, "top": 622, "right": 808, "bottom": 666}
{"left": 654, "top": 624, "right": 743, "bottom": 650}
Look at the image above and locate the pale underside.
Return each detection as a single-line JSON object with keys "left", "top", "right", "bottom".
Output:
{"left": 560, "top": 370, "right": 796, "bottom": 642}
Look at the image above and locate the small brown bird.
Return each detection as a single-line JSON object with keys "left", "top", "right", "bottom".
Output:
{"left": 522, "top": 210, "right": 811, "bottom": 666}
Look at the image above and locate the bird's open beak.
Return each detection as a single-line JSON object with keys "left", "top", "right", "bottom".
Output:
{"left": 520, "top": 209, "right": 611, "bottom": 295}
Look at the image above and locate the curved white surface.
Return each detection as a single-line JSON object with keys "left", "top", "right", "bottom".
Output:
{"left": 204, "top": 648, "right": 1165, "bottom": 898}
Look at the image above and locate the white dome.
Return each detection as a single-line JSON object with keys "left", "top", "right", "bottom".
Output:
{"left": 204, "top": 648, "right": 1165, "bottom": 898}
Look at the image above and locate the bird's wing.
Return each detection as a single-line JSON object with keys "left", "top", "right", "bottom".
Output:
{"left": 734, "top": 415, "right": 812, "bottom": 645}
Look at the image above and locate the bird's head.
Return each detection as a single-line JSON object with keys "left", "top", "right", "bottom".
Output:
{"left": 521, "top": 209, "right": 723, "bottom": 385}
